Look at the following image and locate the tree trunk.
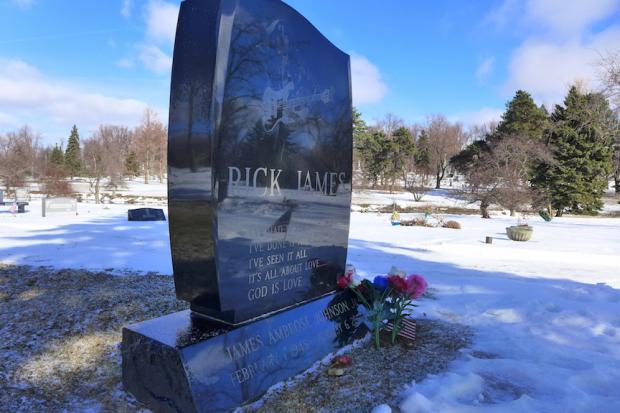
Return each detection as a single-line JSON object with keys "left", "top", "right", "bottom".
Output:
{"left": 435, "top": 165, "right": 444, "bottom": 189}
{"left": 480, "top": 201, "right": 490, "bottom": 219}
{"left": 144, "top": 157, "right": 149, "bottom": 184}
{"left": 615, "top": 171, "right": 620, "bottom": 193}
{"left": 94, "top": 177, "right": 101, "bottom": 204}
{"left": 510, "top": 209, "right": 516, "bottom": 216}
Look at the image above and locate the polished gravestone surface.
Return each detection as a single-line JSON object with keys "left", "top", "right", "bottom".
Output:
{"left": 122, "top": 292, "right": 366, "bottom": 413}
{"left": 123, "top": 0, "right": 355, "bottom": 411}
{"left": 168, "top": 0, "right": 353, "bottom": 325}
{"left": 127, "top": 208, "right": 166, "bottom": 221}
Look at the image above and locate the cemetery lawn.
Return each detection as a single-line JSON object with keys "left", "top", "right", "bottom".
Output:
{"left": 0, "top": 265, "right": 188, "bottom": 412}
{"left": 1, "top": 194, "right": 620, "bottom": 412}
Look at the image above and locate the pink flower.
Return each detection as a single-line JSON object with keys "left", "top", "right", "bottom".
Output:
{"left": 406, "top": 274, "right": 427, "bottom": 299}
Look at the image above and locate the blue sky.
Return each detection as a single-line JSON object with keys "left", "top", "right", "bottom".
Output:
{"left": 1, "top": 0, "right": 619, "bottom": 145}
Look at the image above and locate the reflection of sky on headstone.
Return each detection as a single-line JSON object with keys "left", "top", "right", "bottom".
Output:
{"left": 167, "top": 0, "right": 352, "bottom": 323}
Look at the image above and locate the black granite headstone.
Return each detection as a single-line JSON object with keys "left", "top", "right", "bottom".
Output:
{"left": 123, "top": 0, "right": 356, "bottom": 411}
{"left": 127, "top": 208, "right": 166, "bottom": 221}
{"left": 168, "top": 0, "right": 353, "bottom": 325}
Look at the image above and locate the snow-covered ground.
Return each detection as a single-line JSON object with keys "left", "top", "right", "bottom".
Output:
{"left": 1, "top": 188, "right": 620, "bottom": 412}
{"left": 350, "top": 212, "right": 620, "bottom": 412}
{"left": 353, "top": 188, "right": 477, "bottom": 210}
{"left": 0, "top": 200, "right": 171, "bottom": 274}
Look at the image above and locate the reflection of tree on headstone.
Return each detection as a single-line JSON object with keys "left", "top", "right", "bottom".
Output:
{"left": 168, "top": 4, "right": 215, "bottom": 174}
{"left": 238, "top": 121, "right": 299, "bottom": 175}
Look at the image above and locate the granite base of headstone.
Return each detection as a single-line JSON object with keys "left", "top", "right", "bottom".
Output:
{"left": 127, "top": 208, "right": 166, "bottom": 221}
{"left": 122, "top": 292, "right": 366, "bottom": 413}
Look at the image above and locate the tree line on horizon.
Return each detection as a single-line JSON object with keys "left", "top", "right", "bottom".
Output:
{"left": 354, "top": 83, "right": 619, "bottom": 217}
{"left": 0, "top": 108, "right": 167, "bottom": 203}
{"left": 1, "top": 54, "right": 619, "bottom": 213}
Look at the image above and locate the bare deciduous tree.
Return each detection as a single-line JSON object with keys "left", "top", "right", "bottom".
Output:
{"left": 426, "top": 115, "right": 466, "bottom": 189}
{"left": 375, "top": 113, "right": 404, "bottom": 137}
{"left": 97, "top": 125, "right": 132, "bottom": 189}
{"left": 599, "top": 51, "right": 620, "bottom": 110}
{"left": 83, "top": 125, "right": 132, "bottom": 203}
{"left": 132, "top": 108, "right": 167, "bottom": 184}
{"left": 461, "top": 134, "right": 553, "bottom": 217}
{"left": 598, "top": 51, "right": 620, "bottom": 192}
{"left": 0, "top": 126, "right": 40, "bottom": 195}
{"left": 82, "top": 135, "right": 106, "bottom": 204}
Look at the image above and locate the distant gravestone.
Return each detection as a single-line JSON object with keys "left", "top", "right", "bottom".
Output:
{"left": 122, "top": 0, "right": 357, "bottom": 411}
{"left": 42, "top": 197, "right": 77, "bottom": 217}
{"left": 14, "top": 188, "right": 28, "bottom": 202}
{"left": 127, "top": 208, "right": 166, "bottom": 221}
{"left": 2, "top": 188, "right": 30, "bottom": 213}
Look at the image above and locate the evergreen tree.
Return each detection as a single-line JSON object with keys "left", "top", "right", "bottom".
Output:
{"left": 357, "top": 129, "right": 390, "bottom": 187}
{"left": 64, "top": 125, "right": 81, "bottom": 177}
{"left": 50, "top": 145, "right": 65, "bottom": 166}
{"left": 386, "top": 126, "right": 416, "bottom": 191}
{"left": 414, "top": 130, "right": 431, "bottom": 171}
{"left": 543, "top": 86, "right": 615, "bottom": 215}
{"left": 352, "top": 107, "right": 369, "bottom": 172}
{"left": 452, "top": 90, "right": 548, "bottom": 192}
{"left": 450, "top": 140, "right": 490, "bottom": 174}
{"left": 492, "top": 90, "right": 548, "bottom": 142}
{"left": 125, "top": 151, "right": 140, "bottom": 177}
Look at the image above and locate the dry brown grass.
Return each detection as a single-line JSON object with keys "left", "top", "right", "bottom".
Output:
{"left": 442, "top": 220, "right": 462, "bottom": 229}
{"left": 0, "top": 264, "right": 188, "bottom": 412}
{"left": 1, "top": 265, "right": 471, "bottom": 412}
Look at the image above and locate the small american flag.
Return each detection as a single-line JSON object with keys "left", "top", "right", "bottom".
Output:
{"left": 384, "top": 318, "right": 416, "bottom": 343}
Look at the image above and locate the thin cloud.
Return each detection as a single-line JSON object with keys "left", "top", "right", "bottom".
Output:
{"left": 138, "top": 44, "right": 172, "bottom": 74}
{"left": 116, "top": 58, "right": 135, "bottom": 69}
{"left": 145, "top": 0, "right": 179, "bottom": 46}
{"left": 121, "top": 0, "right": 133, "bottom": 18}
{"left": 489, "top": 0, "right": 620, "bottom": 105}
{"left": 525, "top": 0, "right": 619, "bottom": 38}
{"left": 0, "top": 58, "right": 152, "bottom": 138}
{"left": 450, "top": 107, "right": 503, "bottom": 127}
{"left": 0, "top": 111, "right": 19, "bottom": 128}
{"left": 475, "top": 57, "right": 495, "bottom": 83}
{"left": 122, "top": 0, "right": 178, "bottom": 74}
{"left": 350, "top": 53, "right": 388, "bottom": 105}
{"left": 10, "top": 0, "right": 34, "bottom": 9}
{"left": 504, "top": 26, "right": 620, "bottom": 105}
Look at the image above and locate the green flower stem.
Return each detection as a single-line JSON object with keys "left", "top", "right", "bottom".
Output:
{"left": 346, "top": 284, "right": 395, "bottom": 349}
{"left": 391, "top": 297, "right": 414, "bottom": 344}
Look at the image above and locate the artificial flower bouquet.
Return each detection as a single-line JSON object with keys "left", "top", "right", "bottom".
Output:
{"left": 337, "top": 265, "right": 427, "bottom": 348}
